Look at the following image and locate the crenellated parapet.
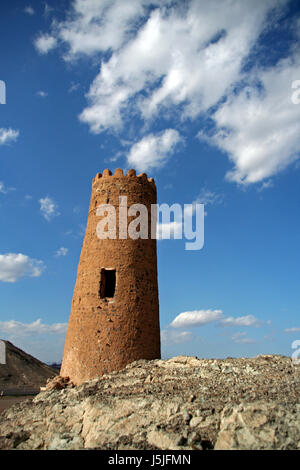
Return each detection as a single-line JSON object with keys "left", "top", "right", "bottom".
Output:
{"left": 92, "top": 168, "right": 155, "bottom": 186}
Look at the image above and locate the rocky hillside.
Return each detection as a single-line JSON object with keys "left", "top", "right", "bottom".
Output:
{"left": 0, "top": 354, "right": 300, "bottom": 450}
{"left": 0, "top": 340, "right": 56, "bottom": 395}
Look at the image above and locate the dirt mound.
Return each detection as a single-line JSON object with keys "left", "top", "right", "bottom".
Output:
{"left": 0, "top": 340, "right": 57, "bottom": 395}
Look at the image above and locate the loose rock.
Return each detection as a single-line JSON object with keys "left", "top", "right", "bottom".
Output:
{"left": 0, "top": 355, "right": 299, "bottom": 450}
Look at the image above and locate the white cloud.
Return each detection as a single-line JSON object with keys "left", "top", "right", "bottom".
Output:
{"left": 156, "top": 221, "right": 183, "bottom": 240}
{"left": 0, "top": 253, "right": 45, "bottom": 283}
{"left": 34, "top": 0, "right": 300, "bottom": 183}
{"left": 38, "top": 0, "right": 280, "bottom": 128}
{"left": 0, "top": 128, "right": 19, "bottom": 145}
{"left": 36, "top": 0, "right": 162, "bottom": 59}
{"left": 169, "top": 310, "right": 262, "bottom": 330}
{"left": 203, "top": 53, "right": 300, "bottom": 184}
{"left": 219, "top": 315, "right": 261, "bottom": 327}
{"left": 156, "top": 195, "right": 206, "bottom": 240}
{"left": 77, "top": 0, "right": 279, "bottom": 135}
{"left": 39, "top": 197, "right": 60, "bottom": 221}
{"left": 36, "top": 90, "right": 48, "bottom": 98}
{"left": 55, "top": 247, "right": 68, "bottom": 257}
{"left": 127, "top": 129, "right": 182, "bottom": 172}
{"left": 285, "top": 327, "right": 300, "bottom": 333}
{"left": 0, "top": 318, "right": 67, "bottom": 337}
{"left": 34, "top": 34, "right": 57, "bottom": 54}
{"left": 161, "top": 328, "right": 194, "bottom": 345}
{"left": 170, "top": 309, "right": 223, "bottom": 328}
{"left": 24, "top": 6, "right": 34, "bottom": 15}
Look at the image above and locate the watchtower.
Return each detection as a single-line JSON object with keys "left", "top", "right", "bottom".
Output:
{"left": 60, "top": 168, "right": 161, "bottom": 385}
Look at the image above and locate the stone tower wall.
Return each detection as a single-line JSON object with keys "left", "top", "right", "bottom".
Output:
{"left": 60, "top": 168, "right": 161, "bottom": 385}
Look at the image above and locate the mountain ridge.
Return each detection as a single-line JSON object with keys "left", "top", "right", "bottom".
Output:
{"left": 0, "top": 340, "right": 57, "bottom": 395}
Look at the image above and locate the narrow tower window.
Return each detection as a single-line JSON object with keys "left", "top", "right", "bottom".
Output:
{"left": 100, "top": 269, "right": 116, "bottom": 298}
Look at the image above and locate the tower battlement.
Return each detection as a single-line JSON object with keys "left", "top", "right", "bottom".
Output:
{"left": 92, "top": 168, "right": 155, "bottom": 186}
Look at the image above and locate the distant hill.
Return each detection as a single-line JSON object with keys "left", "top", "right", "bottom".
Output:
{"left": 48, "top": 363, "right": 61, "bottom": 371}
{"left": 0, "top": 340, "right": 57, "bottom": 395}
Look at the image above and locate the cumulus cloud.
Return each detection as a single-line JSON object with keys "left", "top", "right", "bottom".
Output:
{"left": 219, "top": 315, "right": 261, "bottom": 328}
{"left": 34, "top": 34, "right": 57, "bottom": 54}
{"left": 156, "top": 220, "right": 183, "bottom": 240}
{"left": 161, "top": 328, "right": 194, "bottom": 345}
{"left": 127, "top": 129, "right": 182, "bottom": 172}
{"left": 77, "top": 0, "right": 279, "bottom": 134}
{"left": 203, "top": 54, "right": 300, "bottom": 184}
{"left": 0, "top": 318, "right": 67, "bottom": 337}
{"left": 165, "top": 309, "right": 262, "bottom": 349}
{"left": 39, "top": 197, "right": 60, "bottom": 221}
{"left": 155, "top": 199, "right": 205, "bottom": 243}
{"left": 34, "top": 0, "right": 300, "bottom": 183}
{"left": 35, "top": 0, "right": 164, "bottom": 59}
{"left": 170, "top": 309, "right": 223, "bottom": 328}
{"left": 0, "top": 253, "right": 45, "bottom": 283}
{"left": 0, "top": 128, "right": 19, "bottom": 145}
{"left": 169, "top": 309, "right": 262, "bottom": 331}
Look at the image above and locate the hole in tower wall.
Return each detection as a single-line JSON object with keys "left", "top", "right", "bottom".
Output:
{"left": 99, "top": 269, "right": 116, "bottom": 298}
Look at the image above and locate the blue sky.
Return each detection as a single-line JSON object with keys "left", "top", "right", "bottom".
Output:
{"left": 0, "top": 0, "right": 300, "bottom": 363}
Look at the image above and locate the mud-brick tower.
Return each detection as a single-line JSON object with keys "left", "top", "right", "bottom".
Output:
{"left": 60, "top": 168, "right": 161, "bottom": 385}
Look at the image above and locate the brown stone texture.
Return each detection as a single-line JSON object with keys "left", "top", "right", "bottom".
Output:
{"left": 60, "top": 168, "right": 161, "bottom": 385}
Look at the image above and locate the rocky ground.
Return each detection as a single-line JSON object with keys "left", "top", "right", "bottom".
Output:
{"left": 0, "top": 396, "right": 34, "bottom": 416}
{"left": 0, "top": 354, "right": 300, "bottom": 450}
